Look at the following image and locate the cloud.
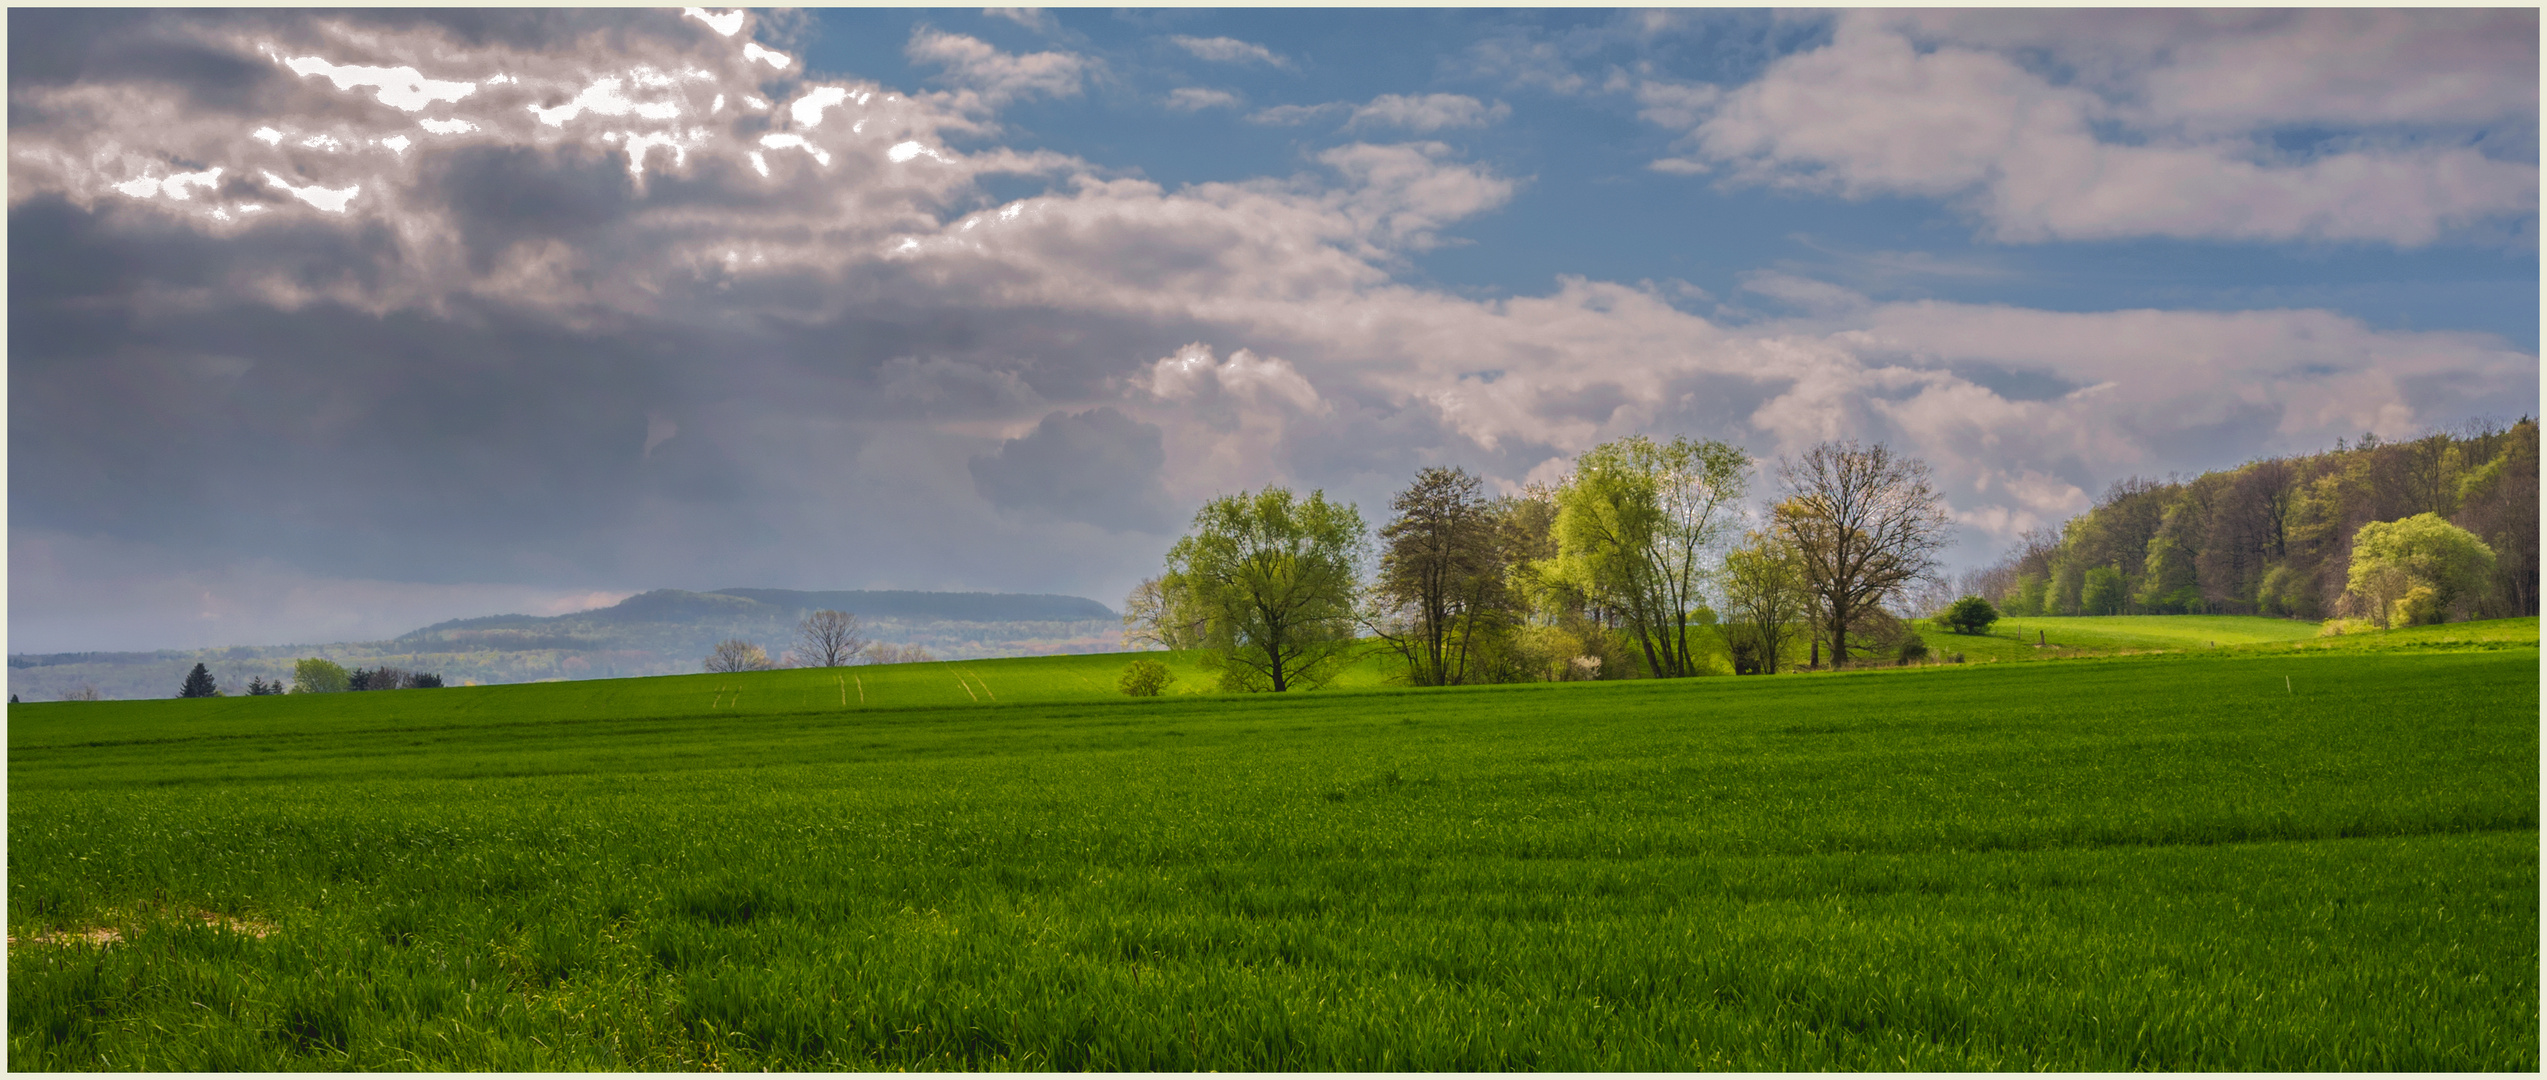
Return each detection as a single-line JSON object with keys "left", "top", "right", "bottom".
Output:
{"left": 1166, "top": 87, "right": 1240, "bottom": 113}
{"left": 906, "top": 27, "right": 1091, "bottom": 104}
{"left": 983, "top": 8, "right": 1059, "bottom": 36}
{"left": 1246, "top": 101, "right": 1348, "bottom": 126}
{"left": 1648, "top": 10, "right": 2539, "bottom": 246}
{"left": 1250, "top": 93, "right": 1509, "bottom": 134}
{"left": 969, "top": 407, "right": 1176, "bottom": 532}
{"left": 1346, "top": 93, "right": 1509, "bottom": 133}
{"left": 1169, "top": 34, "right": 1289, "bottom": 69}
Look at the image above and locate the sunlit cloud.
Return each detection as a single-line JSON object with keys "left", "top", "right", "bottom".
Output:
{"left": 683, "top": 7, "right": 745, "bottom": 38}
{"left": 281, "top": 54, "right": 477, "bottom": 112}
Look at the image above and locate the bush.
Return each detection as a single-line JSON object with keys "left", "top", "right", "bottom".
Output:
{"left": 1938, "top": 595, "right": 1999, "bottom": 635}
{"left": 291, "top": 658, "right": 350, "bottom": 694}
{"left": 1118, "top": 658, "right": 1176, "bottom": 697}
{"left": 1896, "top": 633, "right": 1929, "bottom": 666}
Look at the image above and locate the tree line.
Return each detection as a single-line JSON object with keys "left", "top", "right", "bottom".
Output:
{"left": 1123, "top": 437, "right": 1960, "bottom": 691}
{"left": 171, "top": 658, "right": 448, "bottom": 697}
{"left": 1964, "top": 418, "right": 2537, "bottom": 625}
{"left": 703, "top": 610, "right": 936, "bottom": 672}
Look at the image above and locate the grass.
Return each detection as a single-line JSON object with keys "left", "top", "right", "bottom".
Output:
{"left": 9, "top": 621, "right": 2537, "bottom": 1070}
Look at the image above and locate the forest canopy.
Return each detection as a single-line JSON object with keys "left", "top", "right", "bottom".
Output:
{"left": 1968, "top": 418, "right": 2538, "bottom": 622}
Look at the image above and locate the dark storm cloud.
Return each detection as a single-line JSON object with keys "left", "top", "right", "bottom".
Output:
{"left": 968, "top": 407, "right": 1174, "bottom": 532}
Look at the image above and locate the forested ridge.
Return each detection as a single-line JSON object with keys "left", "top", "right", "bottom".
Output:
{"left": 1971, "top": 418, "right": 2537, "bottom": 620}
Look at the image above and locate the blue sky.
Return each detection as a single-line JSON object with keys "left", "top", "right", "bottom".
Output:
{"left": 8, "top": 8, "right": 2539, "bottom": 652}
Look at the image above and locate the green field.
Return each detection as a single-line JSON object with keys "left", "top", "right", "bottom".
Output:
{"left": 9, "top": 622, "right": 2537, "bottom": 1069}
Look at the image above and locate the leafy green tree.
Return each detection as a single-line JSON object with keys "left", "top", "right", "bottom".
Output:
{"left": 1773, "top": 441, "right": 1950, "bottom": 669}
{"left": 2347, "top": 513, "right": 2497, "bottom": 628}
{"left": 178, "top": 663, "right": 219, "bottom": 698}
{"left": 1368, "top": 467, "right": 1516, "bottom": 686}
{"left": 1117, "top": 658, "right": 1176, "bottom": 697}
{"left": 1719, "top": 531, "right": 1811, "bottom": 674}
{"left": 291, "top": 658, "right": 349, "bottom": 694}
{"left": 1540, "top": 435, "right": 1749, "bottom": 679}
{"left": 1938, "top": 595, "right": 1999, "bottom": 635}
{"left": 2081, "top": 566, "right": 2127, "bottom": 615}
{"left": 1165, "top": 486, "right": 1368, "bottom": 692}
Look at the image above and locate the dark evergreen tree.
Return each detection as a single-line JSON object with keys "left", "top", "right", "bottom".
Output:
{"left": 178, "top": 663, "right": 219, "bottom": 698}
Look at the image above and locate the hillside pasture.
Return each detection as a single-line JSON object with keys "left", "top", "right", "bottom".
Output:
{"left": 8, "top": 627, "right": 2536, "bottom": 1070}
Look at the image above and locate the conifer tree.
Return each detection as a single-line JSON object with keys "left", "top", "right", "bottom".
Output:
{"left": 178, "top": 663, "right": 219, "bottom": 698}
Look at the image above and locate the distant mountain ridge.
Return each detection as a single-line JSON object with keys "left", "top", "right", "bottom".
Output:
{"left": 12, "top": 587, "right": 1123, "bottom": 700}
{"left": 403, "top": 588, "right": 1115, "bottom": 638}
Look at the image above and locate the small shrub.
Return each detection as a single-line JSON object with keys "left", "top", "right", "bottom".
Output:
{"left": 1939, "top": 595, "right": 1999, "bottom": 635}
{"left": 1118, "top": 658, "right": 1175, "bottom": 697}
{"left": 1896, "top": 633, "right": 1929, "bottom": 666}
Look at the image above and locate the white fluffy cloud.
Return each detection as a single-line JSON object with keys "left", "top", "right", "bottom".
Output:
{"left": 1169, "top": 35, "right": 1289, "bottom": 69}
{"left": 1347, "top": 93, "right": 1509, "bottom": 133}
{"left": 906, "top": 27, "right": 1092, "bottom": 105}
{"left": 1652, "top": 10, "right": 2538, "bottom": 246}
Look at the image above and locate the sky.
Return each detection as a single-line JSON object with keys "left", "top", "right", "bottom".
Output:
{"left": 8, "top": 7, "right": 2539, "bottom": 654}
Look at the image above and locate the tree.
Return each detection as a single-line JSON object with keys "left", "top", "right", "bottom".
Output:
{"left": 405, "top": 672, "right": 445, "bottom": 689}
{"left": 349, "top": 666, "right": 411, "bottom": 691}
{"left": 795, "top": 609, "right": 868, "bottom": 668}
{"left": 1120, "top": 576, "right": 1206, "bottom": 650}
{"left": 2081, "top": 566, "right": 2127, "bottom": 615}
{"left": 1164, "top": 486, "right": 1367, "bottom": 692}
{"left": 2347, "top": 513, "right": 2497, "bottom": 628}
{"left": 1772, "top": 441, "right": 1950, "bottom": 669}
{"left": 865, "top": 642, "right": 935, "bottom": 665}
{"left": 705, "top": 639, "right": 773, "bottom": 673}
{"left": 178, "top": 663, "right": 219, "bottom": 698}
{"left": 1939, "top": 595, "right": 1999, "bottom": 635}
{"left": 1719, "top": 531, "right": 1811, "bottom": 674}
{"left": 291, "top": 658, "right": 349, "bottom": 694}
{"left": 1541, "top": 435, "right": 1750, "bottom": 679}
{"left": 1367, "top": 467, "right": 1516, "bottom": 686}
{"left": 1118, "top": 658, "right": 1176, "bottom": 697}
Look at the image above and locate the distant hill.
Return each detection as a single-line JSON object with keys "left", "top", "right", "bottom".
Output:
{"left": 10, "top": 588, "right": 1123, "bottom": 701}
{"left": 406, "top": 588, "right": 1113, "bottom": 636}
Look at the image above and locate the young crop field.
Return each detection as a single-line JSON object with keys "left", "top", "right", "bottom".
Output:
{"left": 8, "top": 623, "right": 2537, "bottom": 1070}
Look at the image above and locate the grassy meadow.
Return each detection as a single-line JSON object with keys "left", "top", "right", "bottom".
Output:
{"left": 8, "top": 620, "right": 2537, "bottom": 1069}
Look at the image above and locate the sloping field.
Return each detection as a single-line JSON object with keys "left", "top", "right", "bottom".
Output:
{"left": 1924, "top": 614, "right": 2536, "bottom": 664}
{"left": 8, "top": 627, "right": 2536, "bottom": 1070}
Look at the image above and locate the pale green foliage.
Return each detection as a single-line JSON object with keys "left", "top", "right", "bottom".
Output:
{"left": 290, "top": 658, "right": 349, "bottom": 694}
{"left": 1120, "top": 576, "right": 1205, "bottom": 650}
{"left": 1538, "top": 435, "right": 1749, "bottom": 679}
{"left": 1117, "top": 658, "right": 1176, "bottom": 697}
{"left": 2348, "top": 514, "right": 2497, "bottom": 628}
{"left": 1165, "top": 487, "right": 1368, "bottom": 692}
{"left": 1719, "top": 532, "right": 1811, "bottom": 674}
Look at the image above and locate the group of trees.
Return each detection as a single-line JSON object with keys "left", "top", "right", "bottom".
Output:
{"left": 178, "top": 658, "right": 445, "bottom": 697}
{"left": 703, "top": 610, "right": 937, "bottom": 673}
{"left": 1967, "top": 418, "right": 2536, "bottom": 625}
{"left": 1128, "top": 437, "right": 1957, "bottom": 691}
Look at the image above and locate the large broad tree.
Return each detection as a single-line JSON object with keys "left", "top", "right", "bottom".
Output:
{"left": 2347, "top": 513, "right": 2496, "bottom": 628}
{"left": 795, "top": 609, "right": 868, "bottom": 667}
{"left": 1165, "top": 486, "right": 1368, "bottom": 692}
{"left": 1772, "top": 441, "right": 1950, "bottom": 669}
{"left": 1543, "top": 435, "right": 1749, "bottom": 678}
{"left": 1368, "top": 466, "right": 1515, "bottom": 686}
{"left": 1719, "top": 531, "right": 1812, "bottom": 674}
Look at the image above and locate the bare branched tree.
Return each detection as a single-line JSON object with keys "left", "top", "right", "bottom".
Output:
{"left": 1773, "top": 441, "right": 1951, "bottom": 669}
{"left": 1120, "top": 576, "right": 1206, "bottom": 650}
{"left": 705, "top": 639, "right": 773, "bottom": 673}
{"left": 795, "top": 609, "right": 868, "bottom": 668}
